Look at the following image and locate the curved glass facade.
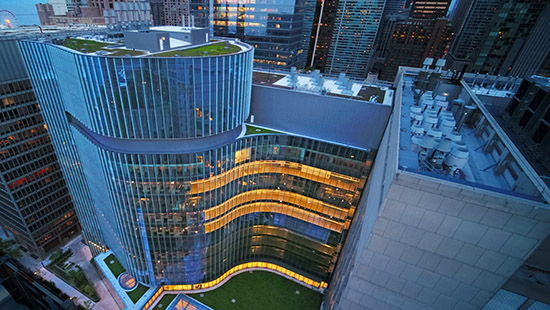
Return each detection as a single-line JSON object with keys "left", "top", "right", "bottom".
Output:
{"left": 20, "top": 39, "right": 373, "bottom": 290}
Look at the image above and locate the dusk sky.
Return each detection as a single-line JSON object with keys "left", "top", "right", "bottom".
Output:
{"left": 0, "top": 0, "right": 42, "bottom": 26}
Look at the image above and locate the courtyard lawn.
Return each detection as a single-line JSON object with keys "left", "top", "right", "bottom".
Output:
{"left": 189, "top": 271, "right": 322, "bottom": 310}
{"left": 104, "top": 254, "right": 125, "bottom": 278}
{"left": 245, "top": 125, "right": 281, "bottom": 135}
{"left": 127, "top": 283, "right": 149, "bottom": 303}
{"left": 61, "top": 39, "right": 114, "bottom": 52}
{"left": 153, "top": 42, "right": 241, "bottom": 57}
{"left": 155, "top": 294, "right": 178, "bottom": 309}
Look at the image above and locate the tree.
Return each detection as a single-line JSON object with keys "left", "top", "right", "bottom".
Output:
{"left": 0, "top": 239, "right": 21, "bottom": 259}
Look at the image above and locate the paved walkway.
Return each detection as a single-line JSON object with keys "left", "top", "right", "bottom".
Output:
{"left": 18, "top": 235, "right": 121, "bottom": 310}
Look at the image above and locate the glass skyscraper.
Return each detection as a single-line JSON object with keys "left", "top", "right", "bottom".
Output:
{"left": 19, "top": 36, "right": 374, "bottom": 295}
{"left": 189, "top": 0, "right": 316, "bottom": 70}
{"left": 324, "top": 0, "right": 386, "bottom": 78}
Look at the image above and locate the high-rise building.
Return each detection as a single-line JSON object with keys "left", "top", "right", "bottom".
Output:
{"left": 163, "top": 0, "right": 190, "bottom": 26}
{"left": 410, "top": 0, "right": 451, "bottom": 18}
{"left": 327, "top": 63, "right": 550, "bottom": 310}
{"left": 0, "top": 31, "right": 80, "bottom": 258}
{"left": 323, "top": 0, "right": 386, "bottom": 78}
{"left": 149, "top": 0, "right": 166, "bottom": 26}
{"left": 209, "top": 0, "right": 316, "bottom": 70}
{"left": 450, "top": 0, "right": 550, "bottom": 77}
{"left": 18, "top": 30, "right": 394, "bottom": 309}
{"left": 379, "top": 18, "right": 452, "bottom": 81}
{"left": 306, "top": 0, "right": 340, "bottom": 70}
{"left": 447, "top": 0, "right": 500, "bottom": 71}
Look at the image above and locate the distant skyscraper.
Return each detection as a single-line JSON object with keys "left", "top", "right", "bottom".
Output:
{"left": 410, "top": 0, "right": 451, "bottom": 18}
{"left": 207, "top": 0, "right": 315, "bottom": 70}
{"left": 149, "top": 0, "right": 166, "bottom": 26}
{"left": 164, "top": 0, "right": 190, "bottom": 26}
{"left": 324, "top": 0, "right": 386, "bottom": 78}
{"left": 307, "top": 0, "right": 339, "bottom": 70}
{"left": 0, "top": 33, "right": 80, "bottom": 258}
{"left": 380, "top": 18, "right": 452, "bottom": 80}
{"left": 448, "top": 0, "right": 499, "bottom": 71}
{"left": 447, "top": 0, "right": 474, "bottom": 34}
{"left": 468, "top": 0, "right": 549, "bottom": 76}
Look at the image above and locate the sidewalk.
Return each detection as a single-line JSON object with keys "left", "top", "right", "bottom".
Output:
{"left": 18, "top": 234, "right": 121, "bottom": 310}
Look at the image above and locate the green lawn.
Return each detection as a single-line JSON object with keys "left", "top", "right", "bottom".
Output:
{"left": 61, "top": 39, "right": 114, "bottom": 53}
{"left": 127, "top": 283, "right": 149, "bottom": 303}
{"left": 245, "top": 125, "right": 281, "bottom": 136}
{"left": 104, "top": 254, "right": 125, "bottom": 278}
{"left": 60, "top": 39, "right": 145, "bottom": 56}
{"left": 189, "top": 271, "right": 322, "bottom": 310}
{"left": 108, "top": 49, "right": 146, "bottom": 57}
{"left": 153, "top": 42, "right": 242, "bottom": 57}
{"left": 155, "top": 294, "right": 177, "bottom": 309}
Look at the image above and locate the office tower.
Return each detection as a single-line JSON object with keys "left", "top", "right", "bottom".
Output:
{"left": 49, "top": 0, "right": 87, "bottom": 15}
{"left": 18, "top": 29, "right": 395, "bottom": 308}
{"left": 447, "top": 0, "right": 473, "bottom": 34}
{"left": 0, "top": 255, "right": 77, "bottom": 309}
{"left": 207, "top": 0, "right": 316, "bottom": 70}
{"left": 326, "top": 62, "right": 550, "bottom": 310}
{"left": 447, "top": 0, "right": 500, "bottom": 71}
{"left": 379, "top": 18, "right": 452, "bottom": 81}
{"left": 410, "top": 0, "right": 451, "bottom": 18}
{"left": 506, "top": 3, "right": 550, "bottom": 78}
{"left": 307, "top": 0, "right": 339, "bottom": 70}
{"left": 324, "top": 0, "right": 385, "bottom": 78}
{"left": 468, "top": 0, "right": 549, "bottom": 76}
{"left": 164, "top": 0, "right": 190, "bottom": 26}
{"left": 0, "top": 32, "right": 80, "bottom": 259}
{"left": 149, "top": 0, "right": 166, "bottom": 26}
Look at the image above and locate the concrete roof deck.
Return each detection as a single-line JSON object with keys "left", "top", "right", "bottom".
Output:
{"left": 396, "top": 71, "right": 550, "bottom": 204}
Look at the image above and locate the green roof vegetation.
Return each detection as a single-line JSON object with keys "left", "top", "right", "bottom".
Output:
{"left": 152, "top": 42, "right": 241, "bottom": 57}
{"left": 60, "top": 39, "right": 145, "bottom": 56}
{"left": 189, "top": 271, "right": 322, "bottom": 310}
{"left": 104, "top": 254, "right": 125, "bottom": 279}
{"left": 107, "top": 49, "right": 146, "bottom": 57}
{"left": 127, "top": 283, "right": 149, "bottom": 303}
{"left": 155, "top": 294, "right": 177, "bottom": 309}
{"left": 61, "top": 39, "right": 113, "bottom": 52}
{"left": 245, "top": 125, "right": 281, "bottom": 136}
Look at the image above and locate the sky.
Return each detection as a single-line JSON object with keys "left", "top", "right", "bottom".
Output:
{"left": 0, "top": 0, "right": 42, "bottom": 26}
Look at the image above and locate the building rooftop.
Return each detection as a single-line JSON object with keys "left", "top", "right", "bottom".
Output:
{"left": 55, "top": 34, "right": 246, "bottom": 58}
{"left": 396, "top": 68, "right": 550, "bottom": 205}
{"left": 252, "top": 70, "right": 392, "bottom": 105}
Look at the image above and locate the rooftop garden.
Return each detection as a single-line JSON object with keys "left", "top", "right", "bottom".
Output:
{"left": 60, "top": 39, "right": 145, "bottom": 56}
{"left": 152, "top": 42, "right": 241, "bottom": 57}
{"left": 104, "top": 253, "right": 125, "bottom": 278}
{"left": 155, "top": 294, "right": 177, "bottom": 309}
{"left": 245, "top": 125, "right": 281, "bottom": 136}
{"left": 127, "top": 283, "right": 149, "bottom": 303}
{"left": 103, "top": 254, "right": 149, "bottom": 303}
{"left": 189, "top": 271, "right": 322, "bottom": 310}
